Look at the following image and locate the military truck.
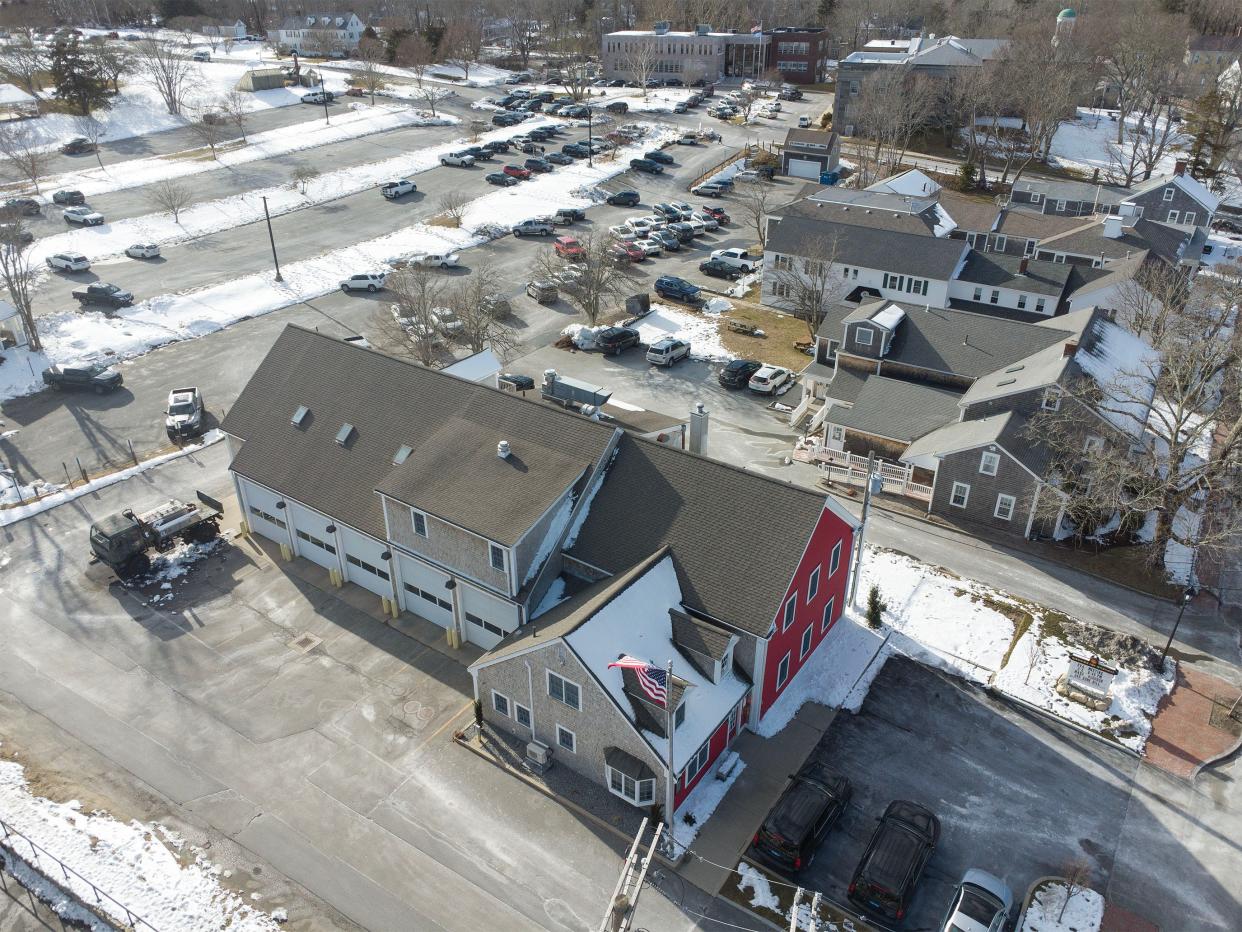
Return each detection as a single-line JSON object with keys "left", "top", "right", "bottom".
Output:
{"left": 89, "top": 491, "right": 223, "bottom": 578}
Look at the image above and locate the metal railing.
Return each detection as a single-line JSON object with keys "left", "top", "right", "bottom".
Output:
{"left": 1, "top": 816, "right": 158, "bottom": 931}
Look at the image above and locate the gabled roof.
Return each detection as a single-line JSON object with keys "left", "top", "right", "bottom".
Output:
{"left": 1133, "top": 172, "right": 1221, "bottom": 214}
{"left": 670, "top": 608, "right": 733, "bottom": 678}
{"left": 827, "top": 375, "right": 962, "bottom": 442}
{"left": 899, "top": 410, "right": 1052, "bottom": 478}
{"left": 938, "top": 191, "right": 1000, "bottom": 233}
{"left": 866, "top": 169, "right": 941, "bottom": 198}
{"left": 993, "top": 206, "right": 1088, "bottom": 240}
{"left": 1010, "top": 177, "right": 1131, "bottom": 207}
{"left": 958, "top": 308, "right": 1098, "bottom": 409}
{"left": 767, "top": 215, "right": 966, "bottom": 279}
{"left": 566, "top": 433, "right": 853, "bottom": 638}
{"left": 782, "top": 128, "right": 838, "bottom": 152}
{"left": 957, "top": 251, "right": 1074, "bottom": 296}
{"left": 776, "top": 194, "right": 940, "bottom": 236}
{"left": 221, "top": 325, "right": 614, "bottom": 541}
{"left": 1037, "top": 218, "right": 1161, "bottom": 263}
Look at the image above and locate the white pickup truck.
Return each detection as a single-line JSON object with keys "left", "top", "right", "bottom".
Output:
{"left": 710, "top": 247, "right": 760, "bottom": 273}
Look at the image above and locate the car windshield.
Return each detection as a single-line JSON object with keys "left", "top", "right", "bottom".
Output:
{"left": 86, "top": 363, "right": 109, "bottom": 376}
{"left": 956, "top": 887, "right": 1003, "bottom": 923}
{"left": 168, "top": 402, "right": 196, "bottom": 416}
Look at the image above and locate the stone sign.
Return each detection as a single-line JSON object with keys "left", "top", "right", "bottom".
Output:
{"left": 1066, "top": 653, "right": 1118, "bottom": 700}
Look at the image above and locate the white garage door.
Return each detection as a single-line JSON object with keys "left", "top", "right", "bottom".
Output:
{"left": 287, "top": 501, "right": 339, "bottom": 572}
{"left": 460, "top": 584, "right": 520, "bottom": 650}
{"left": 787, "top": 157, "right": 823, "bottom": 180}
{"left": 339, "top": 526, "right": 392, "bottom": 598}
{"left": 240, "top": 478, "right": 290, "bottom": 546}
{"left": 397, "top": 553, "right": 454, "bottom": 629}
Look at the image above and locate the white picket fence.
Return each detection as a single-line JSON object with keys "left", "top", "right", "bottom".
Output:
{"left": 803, "top": 447, "right": 934, "bottom": 501}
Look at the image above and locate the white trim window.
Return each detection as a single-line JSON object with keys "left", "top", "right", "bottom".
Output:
{"left": 1035, "top": 298, "right": 1047, "bottom": 314}
{"left": 782, "top": 593, "right": 797, "bottom": 630}
{"left": 822, "top": 595, "right": 836, "bottom": 632}
{"left": 1184, "top": 212, "right": 1196, "bottom": 226}
{"left": 950, "top": 482, "right": 970, "bottom": 508}
{"left": 1017, "top": 294, "right": 1028, "bottom": 309}
{"left": 776, "top": 651, "right": 791, "bottom": 688}
{"left": 994, "top": 494, "right": 1016, "bottom": 521}
{"left": 515, "top": 703, "right": 532, "bottom": 729}
{"left": 556, "top": 724, "right": 576, "bottom": 753}
{"left": 492, "top": 690, "right": 510, "bottom": 717}
{"left": 807, "top": 566, "right": 820, "bottom": 603}
{"left": 829, "top": 540, "right": 842, "bottom": 576}
{"left": 854, "top": 326, "right": 874, "bottom": 346}
{"left": 1024, "top": 239, "right": 1036, "bottom": 257}
{"left": 684, "top": 741, "right": 710, "bottom": 786}
{"left": 1163, "top": 187, "right": 1174, "bottom": 202}
{"left": 1167, "top": 210, "right": 1180, "bottom": 223}
{"left": 489, "top": 544, "right": 506, "bottom": 571}
{"left": 547, "top": 671, "right": 581, "bottom": 710}
{"left": 800, "top": 624, "right": 814, "bottom": 659}
{"left": 607, "top": 765, "right": 655, "bottom": 805}
{"left": 973, "top": 286, "right": 983, "bottom": 301}
{"left": 412, "top": 509, "right": 429, "bottom": 537}
{"left": 979, "top": 451, "right": 1000, "bottom": 476}
{"left": 1042, "top": 386, "right": 1062, "bottom": 411}
{"left": 995, "top": 235, "right": 1007, "bottom": 251}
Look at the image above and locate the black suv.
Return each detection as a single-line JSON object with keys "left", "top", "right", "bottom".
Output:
{"left": 595, "top": 326, "right": 640, "bottom": 355}
{"left": 848, "top": 800, "right": 940, "bottom": 924}
{"left": 718, "top": 358, "right": 762, "bottom": 388}
{"left": 700, "top": 257, "right": 742, "bottom": 280}
{"left": 607, "top": 189, "right": 640, "bottom": 207}
{"left": 42, "top": 361, "right": 124, "bottom": 395}
{"left": 751, "top": 761, "right": 852, "bottom": 872}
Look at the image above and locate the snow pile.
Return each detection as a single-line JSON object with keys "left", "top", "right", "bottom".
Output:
{"left": 673, "top": 757, "right": 745, "bottom": 850}
{"left": 630, "top": 303, "right": 733, "bottom": 362}
{"left": 142, "top": 537, "right": 225, "bottom": 602}
{"left": 702, "top": 297, "right": 733, "bottom": 314}
{"left": 0, "top": 752, "right": 281, "bottom": 931}
{"left": 1020, "top": 881, "right": 1104, "bottom": 932}
{"left": 736, "top": 862, "right": 781, "bottom": 913}
{"left": 1, "top": 843, "right": 114, "bottom": 931}
{"left": 0, "top": 468, "right": 58, "bottom": 507}
{"left": 1050, "top": 107, "right": 1187, "bottom": 178}
{"left": 0, "top": 345, "right": 53, "bottom": 402}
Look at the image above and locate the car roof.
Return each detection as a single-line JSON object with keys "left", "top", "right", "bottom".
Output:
{"left": 765, "top": 767, "right": 846, "bottom": 839}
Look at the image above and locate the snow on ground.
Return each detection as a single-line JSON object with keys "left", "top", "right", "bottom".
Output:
{"left": 1203, "top": 232, "right": 1242, "bottom": 267}
{"left": 629, "top": 303, "right": 733, "bottom": 362}
{"left": 736, "top": 862, "right": 782, "bottom": 913}
{"left": 143, "top": 537, "right": 226, "bottom": 604}
{"left": 673, "top": 757, "right": 745, "bottom": 850}
{"left": 28, "top": 103, "right": 452, "bottom": 202}
{"left": 1050, "top": 107, "right": 1187, "bottom": 178}
{"left": 1, "top": 843, "right": 113, "bottom": 931}
{"left": 17, "top": 61, "right": 350, "bottom": 153}
{"left": 0, "top": 748, "right": 280, "bottom": 931}
{"left": 0, "top": 430, "right": 223, "bottom": 527}
{"left": 1020, "top": 881, "right": 1104, "bottom": 932}
{"left": 324, "top": 59, "right": 514, "bottom": 88}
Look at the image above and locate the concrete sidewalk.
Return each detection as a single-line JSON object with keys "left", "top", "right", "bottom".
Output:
{"left": 677, "top": 702, "right": 836, "bottom": 895}
{"left": 1144, "top": 665, "right": 1242, "bottom": 781}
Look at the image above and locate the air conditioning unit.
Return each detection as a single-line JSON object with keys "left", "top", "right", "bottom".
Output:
{"left": 526, "top": 740, "right": 551, "bottom": 767}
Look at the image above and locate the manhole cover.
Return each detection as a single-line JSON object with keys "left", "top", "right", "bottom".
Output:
{"left": 1209, "top": 695, "right": 1242, "bottom": 735}
{"left": 290, "top": 633, "right": 322, "bottom": 654}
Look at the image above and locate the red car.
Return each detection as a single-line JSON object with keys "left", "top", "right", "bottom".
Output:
{"left": 608, "top": 244, "right": 634, "bottom": 265}
{"left": 619, "top": 241, "right": 645, "bottom": 262}
{"left": 701, "top": 205, "right": 729, "bottom": 223}
{"left": 554, "top": 236, "right": 585, "bottom": 259}
{"left": 503, "top": 164, "right": 532, "bottom": 180}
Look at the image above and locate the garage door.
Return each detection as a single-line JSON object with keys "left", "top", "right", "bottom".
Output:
{"left": 240, "top": 478, "right": 290, "bottom": 547}
{"left": 339, "top": 526, "right": 392, "bottom": 598}
{"left": 786, "top": 157, "right": 822, "bottom": 180}
{"left": 287, "top": 501, "right": 340, "bottom": 572}
{"left": 460, "top": 584, "right": 520, "bottom": 650}
{"left": 397, "top": 553, "right": 454, "bottom": 629}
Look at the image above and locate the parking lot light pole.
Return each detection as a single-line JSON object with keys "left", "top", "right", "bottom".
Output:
{"left": 261, "top": 196, "right": 283, "bottom": 282}
{"left": 1159, "top": 587, "right": 1195, "bottom": 669}
{"left": 587, "top": 109, "right": 594, "bottom": 168}
{"left": 321, "top": 78, "right": 330, "bottom": 125}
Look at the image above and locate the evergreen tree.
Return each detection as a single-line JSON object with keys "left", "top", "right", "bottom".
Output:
{"left": 51, "top": 37, "right": 110, "bottom": 116}
{"left": 865, "top": 585, "right": 887, "bottom": 630}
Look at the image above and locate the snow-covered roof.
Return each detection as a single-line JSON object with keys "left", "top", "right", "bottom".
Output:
{"left": 870, "top": 304, "right": 906, "bottom": 331}
{"left": 441, "top": 348, "right": 502, "bottom": 385}
{"left": 564, "top": 554, "right": 748, "bottom": 771}
{"left": 866, "top": 168, "right": 941, "bottom": 198}
{"left": 0, "top": 83, "right": 36, "bottom": 106}
{"left": 1072, "top": 318, "right": 1159, "bottom": 438}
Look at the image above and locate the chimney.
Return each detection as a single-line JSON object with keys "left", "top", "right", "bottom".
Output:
{"left": 1103, "top": 217, "right": 1123, "bottom": 239}
{"left": 1091, "top": 167, "right": 1099, "bottom": 184}
{"left": 1019, "top": 257, "right": 1029, "bottom": 275}
{"left": 1063, "top": 340, "right": 1078, "bottom": 358}
{"left": 688, "top": 402, "right": 709, "bottom": 455}
{"left": 497, "top": 440, "right": 511, "bottom": 459}
{"left": 1174, "top": 159, "right": 1187, "bottom": 177}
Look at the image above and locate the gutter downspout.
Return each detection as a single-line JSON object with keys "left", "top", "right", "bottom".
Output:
{"left": 1024, "top": 482, "right": 1042, "bottom": 539}
{"left": 524, "top": 659, "right": 538, "bottom": 743}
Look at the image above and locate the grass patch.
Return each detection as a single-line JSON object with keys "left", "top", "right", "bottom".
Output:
{"left": 719, "top": 298, "right": 814, "bottom": 370}
{"left": 427, "top": 213, "right": 460, "bottom": 228}
{"left": 162, "top": 138, "right": 247, "bottom": 162}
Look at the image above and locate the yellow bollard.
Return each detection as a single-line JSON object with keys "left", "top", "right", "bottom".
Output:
{"left": 381, "top": 596, "right": 391, "bottom": 616}
{"left": 238, "top": 520, "right": 251, "bottom": 537}
{"left": 330, "top": 568, "right": 342, "bottom": 588}
{"left": 280, "top": 543, "right": 292, "bottom": 561}
{"left": 389, "top": 599, "right": 399, "bottom": 619}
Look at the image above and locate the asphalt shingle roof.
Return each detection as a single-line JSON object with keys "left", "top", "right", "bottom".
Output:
{"left": 938, "top": 191, "right": 1001, "bottom": 233}
{"left": 767, "top": 215, "right": 967, "bottom": 279}
{"left": 900, "top": 410, "right": 1050, "bottom": 476}
{"left": 957, "top": 251, "right": 1074, "bottom": 296}
{"left": 776, "top": 197, "right": 939, "bottom": 235}
{"left": 828, "top": 376, "right": 963, "bottom": 442}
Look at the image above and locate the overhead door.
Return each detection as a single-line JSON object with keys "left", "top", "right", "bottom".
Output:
{"left": 397, "top": 553, "right": 454, "bottom": 629}
{"left": 460, "top": 583, "right": 520, "bottom": 650}
{"left": 287, "top": 501, "right": 339, "bottom": 572}
{"left": 786, "top": 157, "right": 822, "bottom": 180}
{"left": 239, "top": 478, "right": 290, "bottom": 547}
{"left": 339, "top": 526, "right": 392, "bottom": 598}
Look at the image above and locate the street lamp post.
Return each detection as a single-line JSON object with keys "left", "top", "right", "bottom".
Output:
{"left": 261, "top": 196, "right": 283, "bottom": 282}
{"left": 1159, "top": 588, "right": 1195, "bottom": 669}
{"left": 321, "top": 76, "right": 330, "bottom": 125}
{"left": 587, "top": 108, "right": 594, "bottom": 168}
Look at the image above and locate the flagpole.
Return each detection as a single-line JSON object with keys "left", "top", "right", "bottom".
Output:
{"left": 665, "top": 658, "right": 675, "bottom": 835}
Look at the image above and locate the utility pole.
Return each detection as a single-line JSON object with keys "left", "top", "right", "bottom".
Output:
{"left": 847, "top": 451, "right": 881, "bottom": 609}
{"left": 587, "top": 107, "right": 594, "bottom": 168}
{"left": 321, "top": 75, "right": 331, "bottom": 125}
{"left": 261, "top": 196, "right": 283, "bottom": 282}
{"left": 598, "top": 819, "right": 665, "bottom": 932}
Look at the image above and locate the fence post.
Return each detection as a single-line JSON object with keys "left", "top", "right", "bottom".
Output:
{"left": 75, "top": 456, "right": 87, "bottom": 484}
{"left": 63, "top": 462, "right": 73, "bottom": 489}
{"left": 128, "top": 439, "right": 137, "bottom": 465}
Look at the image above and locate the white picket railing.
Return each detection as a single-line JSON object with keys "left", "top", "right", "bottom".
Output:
{"left": 809, "top": 447, "right": 933, "bottom": 502}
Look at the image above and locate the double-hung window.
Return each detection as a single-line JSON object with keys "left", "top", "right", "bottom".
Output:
{"left": 829, "top": 540, "right": 842, "bottom": 576}
{"left": 979, "top": 451, "right": 1000, "bottom": 476}
{"left": 548, "top": 671, "right": 580, "bottom": 710}
{"left": 800, "top": 624, "right": 814, "bottom": 658}
{"left": 782, "top": 594, "right": 797, "bottom": 630}
{"left": 950, "top": 482, "right": 970, "bottom": 508}
{"left": 994, "top": 494, "right": 1016, "bottom": 521}
{"left": 776, "top": 652, "right": 791, "bottom": 688}
{"left": 492, "top": 691, "right": 510, "bottom": 717}
{"left": 556, "top": 724, "right": 576, "bottom": 753}
{"left": 807, "top": 566, "right": 820, "bottom": 602}
{"left": 684, "top": 741, "right": 710, "bottom": 785}
{"left": 822, "top": 595, "right": 836, "bottom": 632}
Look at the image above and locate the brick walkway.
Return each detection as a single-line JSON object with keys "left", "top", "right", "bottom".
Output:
{"left": 1143, "top": 665, "right": 1242, "bottom": 780}
{"left": 1101, "top": 901, "right": 1160, "bottom": 932}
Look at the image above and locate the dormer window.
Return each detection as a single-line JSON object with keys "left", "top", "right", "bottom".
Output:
{"left": 855, "top": 326, "right": 874, "bottom": 346}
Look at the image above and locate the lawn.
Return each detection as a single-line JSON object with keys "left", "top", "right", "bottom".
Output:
{"left": 719, "top": 298, "right": 815, "bottom": 370}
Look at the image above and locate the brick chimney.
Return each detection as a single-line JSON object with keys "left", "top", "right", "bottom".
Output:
{"left": 1019, "top": 257, "right": 1029, "bottom": 275}
{"left": 1174, "top": 159, "right": 1187, "bottom": 177}
{"left": 1063, "top": 340, "right": 1078, "bottom": 358}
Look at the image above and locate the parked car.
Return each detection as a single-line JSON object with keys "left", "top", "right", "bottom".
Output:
{"left": 4, "top": 197, "right": 39, "bottom": 216}
{"left": 412, "top": 252, "right": 460, "bottom": 268}
{"left": 42, "top": 361, "right": 123, "bottom": 394}
{"left": 165, "top": 386, "right": 205, "bottom": 439}
{"left": 52, "top": 189, "right": 86, "bottom": 206}
{"left": 937, "top": 870, "right": 1013, "bottom": 932}
{"left": 513, "top": 217, "right": 554, "bottom": 237}
{"left": 654, "top": 275, "right": 702, "bottom": 305}
{"left": 595, "top": 326, "right": 641, "bottom": 355}
{"left": 749, "top": 761, "right": 851, "bottom": 873}
{"left": 673, "top": 102, "right": 688, "bottom": 113}
{"left": 798, "top": 115, "right": 812, "bottom": 128}
{"left": 685, "top": 217, "right": 707, "bottom": 236}
{"left": 630, "top": 158, "right": 663, "bottom": 174}
{"left": 718, "top": 358, "right": 762, "bottom": 388}
{"left": 482, "top": 140, "right": 511, "bottom": 153}
{"left": 666, "top": 222, "right": 696, "bottom": 243}
{"left": 554, "top": 236, "right": 585, "bottom": 259}
{"left": 126, "top": 243, "right": 160, "bottom": 259}
{"left": 72, "top": 282, "right": 133, "bottom": 308}
{"left": 481, "top": 293, "right": 511, "bottom": 318}
{"left": 60, "top": 137, "right": 96, "bottom": 154}
{"left": 554, "top": 207, "right": 586, "bottom": 224}
{"left": 486, "top": 172, "right": 519, "bottom": 186}
{"left": 191, "top": 49, "right": 210, "bottom": 62}
{"left": 645, "top": 149, "right": 674, "bottom": 165}
{"left": 699, "top": 257, "right": 741, "bottom": 280}
{"left": 692, "top": 182, "right": 726, "bottom": 197}
{"left": 651, "top": 230, "right": 681, "bottom": 251}
{"left": 604, "top": 100, "right": 628, "bottom": 114}
{"left": 380, "top": 179, "right": 417, "bottom": 199}
{"left": 691, "top": 211, "right": 720, "bottom": 231}
{"left": 46, "top": 252, "right": 91, "bottom": 272}
{"left": 492, "top": 112, "right": 520, "bottom": 127}
{"left": 431, "top": 306, "right": 463, "bottom": 334}
{"left": 525, "top": 157, "right": 553, "bottom": 173}
{"left": 627, "top": 216, "right": 658, "bottom": 235}
{"left": 440, "top": 151, "right": 476, "bottom": 166}
{"left": 848, "top": 800, "right": 941, "bottom": 924}
{"left": 701, "top": 205, "right": 729, "bottom": 223}
{"left": 546, "top": 151, "right": 574, "bottom": 165}
{"left": 677, "top": 134, "right": 699, "bottom": 145}
{"left": 711, "top": 247, "right": 760, "bottom": 273}
{"left": 562, "top": 143, "right": 590, "bottom": 158}
{"left": 748, "top": 364, "right": 792, "bottom": 394}
{"left": 340, "top": 273, "right": 387, "bottom": 292}
{"left": 63, "top": 205, "right": 104, "bottom": 225}
{"left": 609, "top": 224, "right": 637, "bottom": 242}
{"left": 607, "top": 189, "right": 640, "bottom": 207}
{"left": 502, "top": 164, "right": 532, "bottom": 180}
{"left": 633, "top": 238, "right": 662, "bottom": 257}
{"left": 616, "top": 241, "right": 645, "bottom": 262}
{"left": 646, "top": 337, "right": 690, "bottom": 366}
{"left": 0, "top": 223, "right": 33, "bottom": 244}
{"left": 778, "top": 88, "right": 804, "bottom": 100}
{"left": 463, "top": 146, "right": 494, "bottom": 161}
{"left": 301, "top": 90, "right": 334, "bottom": 104}
{"left": 667, "top": 200, "right": 693, "bottom": 219}
{"left": 526, "top": 280, "right": 558, "bottom": 303}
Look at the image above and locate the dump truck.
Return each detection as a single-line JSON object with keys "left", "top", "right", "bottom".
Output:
{"left": 89, "top": 491, "right": 223, "bottom": 578}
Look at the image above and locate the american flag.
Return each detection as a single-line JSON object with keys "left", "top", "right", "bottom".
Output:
{"left": 608, "top": 655, "right": 668, "bottom": 706}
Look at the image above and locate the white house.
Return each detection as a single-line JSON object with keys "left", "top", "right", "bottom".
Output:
{"left": 203, "top": 20, "right": 247, "bottom": 40}
{"left": 275, "top": 12, "right": 365, "bottom": 55}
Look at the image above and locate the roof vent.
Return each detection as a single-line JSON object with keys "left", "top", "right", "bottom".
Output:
{"left": 1005, "top": 364, "right": 1025, "bottom": 373}
{"left": 497, "top": 440, "right": 511, "bottom": 459}
{"left": 1063, "top": 340, "right": 1079, "bottom": 358}
{"left": 291, "top": 405, "right": 310, "bottom": 427}
{"left": 335, "top": 423, "right": 355, "bottom": 446}
{"left": 393, "top": 444, "right": 412, "bottom": 465}
{"left": 997, "top": 378, "right": 1017, "bottom": 386}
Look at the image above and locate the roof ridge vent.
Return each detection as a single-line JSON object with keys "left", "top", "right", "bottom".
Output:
{"left": 335, "top": 423, "right": 355, "bottom": 446}
{"left": 393, "top": 444, "right": 413, "bottom": 465}
{"left": 291, "top": 405, "right": 310, "bottom": 427}
{"left": 498, "top": 440, "right": 512, "bottom": 459}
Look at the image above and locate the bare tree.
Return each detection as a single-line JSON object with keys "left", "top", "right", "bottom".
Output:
{"left": 850, "top": 67, "right": 936, "bottom": 185}
{"left": 622, "top": 40, "right": 657, "bottom": 98}
{"left": 0, "top": 38, "right": 48, "bottom": 95}
{"left": 468, "top": 119, "right": 487, "bottom": 142}
{"left": 352, "top": 36, "right": 387, "bottom": 104}
{"left": 446, "top": 261, "right": 520, "bottom": 357}
{"left": 291, "top": 164, "right": 320, "bottom": 194}
{"left": 220, "top": 90, "right": 250, "bottom": 142}
{"left": 1055, "top": 860, "right": 1095, "bottom": 924}
{"left": 396, "top": 34, "right": 440, "bottom": 115}
{"left": 437, "top": 189, "right": 469, "bottom": 226}
{"left": 385, "top": 267, "right": 446, "bottom": 366}
{"left": 0, "top": 220, "right": 41, "bottom": 352}
{"left": 1113, "top": 262, "right": 1192, "bottom": 341}
{"left": 73, "top": 115, "right": 107, "bottom": 171}
{"left": 766, "top": 234, "right": 850, "bottom": 341}
{"left": 736, "top": 177, "right": 777, "bottom": 249}
{"left": 536, "top": 233, "right": 632, "bottom": 326}
{"left": 148, "top": 178, "right": 193, "bottom": 222}
{"left": 186, "top": 108, "right": 228, "bottom": 158}
{"left": 86, "top": 36, "right": 133, "bottom": 95}
{"left": 0, "top": 125, "right": 52, "bottom": 194}
{"left": 1098, "top": 9, "right": 1188, "bottom": 146}
{"left": 442, "top": 19, "right": 479, "bottom": 81}
{"left": 509, "top": 0, "right": 541, "bottom": 70}
{"left": 133, "top": 38, "right": 199, "bottom": 115}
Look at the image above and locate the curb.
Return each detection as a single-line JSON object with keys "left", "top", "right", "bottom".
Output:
{"left": 984, "top": 687, "right": 1142, "bottom": 759}
{"left": 1184, "top": 725, "right": 1242, "bottom": 782}
{"left": 1016, "top": 875, "right": 1064, "bottom": 930}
